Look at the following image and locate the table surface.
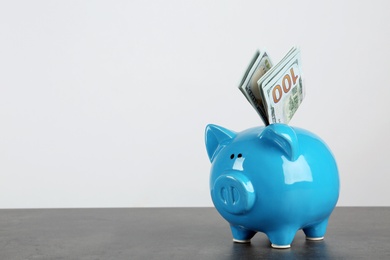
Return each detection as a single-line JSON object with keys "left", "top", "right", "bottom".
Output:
{"left": 0, "top": 207, "right": 389, "bottom": 260}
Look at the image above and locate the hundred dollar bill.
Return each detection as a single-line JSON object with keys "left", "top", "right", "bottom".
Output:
{"left": 258, "top": 47, "right": 305, "bottom": 124}
{"left": 238, "top": 50, "right": 273, "bottom": 125}
{"left": 258, "top": 47, "right": 297, "bottom": 88}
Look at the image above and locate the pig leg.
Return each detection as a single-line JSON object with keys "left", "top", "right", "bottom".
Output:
{"left": 230, "top": 224, "right": 256, "bottom": 243}
{"left": 303, "top": 218, "right": 329, "bottom": 240}
{"left": 266, "top": 227, "right": 298, "bottom": 249}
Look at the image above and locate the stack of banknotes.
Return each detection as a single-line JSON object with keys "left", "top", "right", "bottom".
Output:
{"left": 238, "top": 47, "right": 305, "bottom": 125}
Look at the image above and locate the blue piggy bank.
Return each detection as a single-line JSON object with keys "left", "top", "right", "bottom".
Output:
{"left": 205, "top": 124, "right": 339, "bottom": 249}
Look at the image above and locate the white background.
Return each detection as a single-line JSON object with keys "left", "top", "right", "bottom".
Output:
{"left": 1, "top": 0, "right": 389, "bottom": 208}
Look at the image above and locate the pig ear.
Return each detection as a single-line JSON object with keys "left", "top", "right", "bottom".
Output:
{"left": 259, "top": 124, "right": 299, "bottom": 161}
{"left": 205, "top": 124, "right": 236, "bottom": 162}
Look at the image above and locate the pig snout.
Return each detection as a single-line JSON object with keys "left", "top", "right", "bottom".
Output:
{"left": 212, "top": 173, "right": 256, "bottom": 215}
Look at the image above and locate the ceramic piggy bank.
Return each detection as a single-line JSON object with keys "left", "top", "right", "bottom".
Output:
{"left": 205, "top": 123, "right": 339, "bottom": 249}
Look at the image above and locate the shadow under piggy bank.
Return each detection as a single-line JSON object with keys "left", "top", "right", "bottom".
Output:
{"left": 205, "top": 123, "right": 339, "bottom": 249}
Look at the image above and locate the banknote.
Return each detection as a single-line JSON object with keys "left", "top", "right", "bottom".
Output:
{"left": 257, "top": 47, "right": 297, "bottom": 89}
{"left": 259, "top": 48, "right": 305, "bottom": 124}
{"left": 238, "top": 50, "right": 273, "bottom": 125}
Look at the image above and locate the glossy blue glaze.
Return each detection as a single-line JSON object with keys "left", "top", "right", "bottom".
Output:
{"left": 205, "top": 124, "right": 339, "bottom": 249}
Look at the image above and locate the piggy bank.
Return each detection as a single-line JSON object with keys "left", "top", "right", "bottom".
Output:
{"left": 205, "top": 123, "right": 339, "bottom": 249}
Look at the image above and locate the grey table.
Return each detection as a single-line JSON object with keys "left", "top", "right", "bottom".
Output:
{"left": 0, "top": 207, "right": 389, "bottom": 259}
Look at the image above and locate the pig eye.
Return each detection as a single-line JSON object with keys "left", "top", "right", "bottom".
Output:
{"left": 238, "top": 153, "right": 242, "bottom": 158}
{"left": 230, "top": 154, "right": 234, "bottom": 159}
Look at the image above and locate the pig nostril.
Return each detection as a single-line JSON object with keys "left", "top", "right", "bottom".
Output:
{"left": 230, "top": 186, "right": 239, "bottom": 204}
{"left": 220, "top": 187, "right": 228, "bottom": 203}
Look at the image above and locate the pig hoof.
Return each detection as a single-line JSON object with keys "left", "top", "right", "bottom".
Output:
{"left": 271, "top": 243, "right": 291, "bottom": 249}
{"left": 306, "top": 236, "right": 324, "bottom": 241}
{"left": 233, "top": 238, "right": 251, "bottom": 243}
